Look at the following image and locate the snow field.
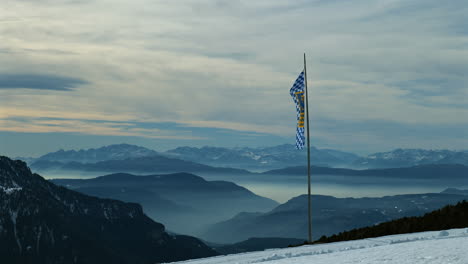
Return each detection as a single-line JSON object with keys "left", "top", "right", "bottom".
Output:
{"left": 170, "top": 228, "right": 468, "bottom": 264}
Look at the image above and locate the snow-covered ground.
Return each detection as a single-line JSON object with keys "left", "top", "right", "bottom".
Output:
{"left": 171, "top": 228, "right": 468, "bottom": 264}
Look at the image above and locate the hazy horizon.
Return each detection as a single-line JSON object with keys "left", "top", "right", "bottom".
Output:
{"left": 4, "top": 141, "right": 468, "bottom": 159}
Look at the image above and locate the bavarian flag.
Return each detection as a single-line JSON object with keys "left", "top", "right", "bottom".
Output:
{"left": 290, "top": 71, "right": 306, "bottom": 149}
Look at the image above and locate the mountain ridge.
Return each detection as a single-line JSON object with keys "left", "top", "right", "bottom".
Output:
{"left": 37, "top": 143, "right": 159, "bottom": 163}
{"left": 353, "top": 148, "right": 468, "bottom": 168}
{"left": 31, "top": 155, "right": 251, "bottom": 175}
{"left": 164, "top": 144, "right": 360, "bottom": 170}
{"left": 51, "top": 172, "right": 279, "bottom": 235}
{"left": 317, "top": 200, "right": 468, "bottom": 244}
{"left": 27, "top": 143, "right": 361, "bottom": 171}
{"left": 0, "top": 156, "right": 217, "bottom": 263}
{"left": 201, "top": 191, "right": 468, "bottom": 243}
{"left": 24, "top": 144, "right": 468, "bottom": 172}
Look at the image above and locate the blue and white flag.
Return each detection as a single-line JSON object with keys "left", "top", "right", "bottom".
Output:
{"left": 290, "top": 71, "right": 306, "bottom": 149}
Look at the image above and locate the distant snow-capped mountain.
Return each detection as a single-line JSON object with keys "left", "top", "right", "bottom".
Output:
{"left": 28, "top": 144, "right": 467, "bottom": 171}
{"left": 28, "top": 144, "right": 359, "bottom": 170}
{"left": 37, "top": 143, "right": 159, "bottom": 163}
{"left": 164, "top": 144, "right": 360, "bottom": 170}
{"left": 353, "top": 149, "right": 468, "bottom": 169}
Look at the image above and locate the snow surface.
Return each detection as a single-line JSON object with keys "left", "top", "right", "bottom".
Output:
{"left": 0, "top": 186, "right": 22, "bottom": 194}
{"left": 170, "top": 228, "right": 468, "bottom": 264}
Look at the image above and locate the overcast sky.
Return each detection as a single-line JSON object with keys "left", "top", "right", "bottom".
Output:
{"left": 0, "top": 0, "right": 467, "bottom": 157}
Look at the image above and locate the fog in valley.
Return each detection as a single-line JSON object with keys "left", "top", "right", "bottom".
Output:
{"left": 42, "top": 169, "right": 468, "bottom": 204}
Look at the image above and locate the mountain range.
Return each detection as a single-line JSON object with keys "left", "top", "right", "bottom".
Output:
{"left": 0, "top": 156, "right": 217, "bottom": 263}
{"left": 352, "top": 148, "right": 468, "bottom": 169}
{"left": 26, "top": 144, "right": 360, "bottom": 172}
{"left": 201, "top": 191, "right": 468, "bottom": 243}
{"left": 164, "top": 144, "right": 360, "bottom": 170}
{"left": 23, "top": 144, "right": 468, "bottom": 174}
{"left": 31, "top": 155, "right": 250, "bottom": 175}
{"left": 52, "top": 172, "right": 278, "bottom": 235}
{"left": 36, "top": 144, "right": 159, "bottom": 163}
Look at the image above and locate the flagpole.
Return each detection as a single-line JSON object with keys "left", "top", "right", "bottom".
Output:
{"left": 303, "top": 53, "right": 312, "bottom": 243}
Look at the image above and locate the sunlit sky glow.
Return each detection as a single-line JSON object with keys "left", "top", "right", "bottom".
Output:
{"left": 1, "top": 0, "right": 467, "bottom": 157}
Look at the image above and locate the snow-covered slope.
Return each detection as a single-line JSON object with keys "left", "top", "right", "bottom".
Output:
{"left": 172, "top": 228, "right": 468, "bottom": 264}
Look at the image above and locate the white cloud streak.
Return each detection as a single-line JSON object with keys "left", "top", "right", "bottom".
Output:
{"left": 0, "top": 0, "right": 466, "bottom": 151}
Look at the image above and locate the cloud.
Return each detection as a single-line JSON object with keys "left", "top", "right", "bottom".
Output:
{"left": 0, "top": 74, "right": 87, "bottom": 91}
{"left": 0, "top": 0, "right": 467, "bottom": 155}
{"left": 0, "top": 116, "right": 206, "bottom": 140}
{"left": 0, "top": 116, "right": 290, "bottom": 157}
